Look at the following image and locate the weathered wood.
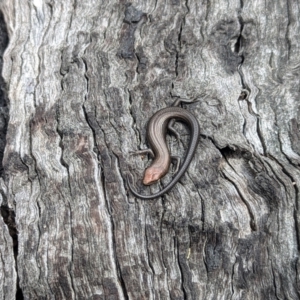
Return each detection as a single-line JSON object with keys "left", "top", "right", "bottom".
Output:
{"left": 0, "top": 7, "right": 15, "bottom": 300}
{"left": 0, "top": 0, "right": 299, "bottom": 299}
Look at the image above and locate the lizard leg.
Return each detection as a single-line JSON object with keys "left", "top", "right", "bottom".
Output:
{"left": 171, "top": 98, "right": 199, "bottom": 107}
{"left": 129, "top": 149, "right": 154, "bottom": 157}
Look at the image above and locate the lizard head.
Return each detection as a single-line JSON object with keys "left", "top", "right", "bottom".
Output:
{"left": 143, "top": 167, "right": 164, "bottom": 185}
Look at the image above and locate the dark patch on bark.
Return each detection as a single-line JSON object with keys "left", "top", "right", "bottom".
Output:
{"left": 289, "top": 118, "right": 300, "bottom": 156}
{"left": 0, "top": 10, "right": 9, "bottom": 176}
{"left": 235, "top": 233, "right": 268, "bottom": 289}
{"left": 106, "top": 87, "right": 127, "bottom": 118}
{"left": 16, "top": 288, "right": 24, "bottom": 300}
{"left": 0, "top": 14, "right": 21, "bottom": 297}
{"left": 164, "top": 29, "right": 180, "bottom": 54}
{"left": 221, "top": 147, "right": 281, "bottom": 211}
{"left": 260, "top": 287, "right": 278, "bottom": 300}
{"left": 30, "top": 105, "right": 57, "bottom": 137}
{"left": 0, "top": 205, "right": 24, "bottom": 299}
{"left": 103, "top": 277, "right": 122, "bottom": 299}
{"left": 60, "top": 48, "right": 71, "bottom": 75}
{"left": 54, "top": 272, "right": 74, "bottom": 299}
{"left": 135, "top": 46, "right": 148, "bottom": 73}
{"left": 238, "top": 90, "right": 249, "bottom": 100}
{"left": 204, "top": 230, "right": 224, "bottom": 272}
{"left": 204, "top": 228, "right": 278, "bottom": 296}
{"left": 250, "top": 172, "right": 280, "bottom": 211}
{"left": 164, "top": 23, "right": 186, "bottom": 77}
{"left": 171, "top": 0, "right": 180, "bottom": 5}
{"left": 188, "top": 224, "right": 201, "bottom": 244}
{"left": 239, "top": 20, "right": 259, "bottom": 58}
{"left": 203, "top": 224, "right": 238, "bottom": 277}
{"left": 194, "top": 140, "right": 222, "bottom": 190}
{"left": 102, "top": 156, "right": 117, "bottom": 185}
{"left": 118, "top": 24, "right": 136, "bottom": 59}
{"left": 123, "top": 4, "right": 144, "bottom": 24}
{"left": 210, "top": 19, "right": 242, "bottom": 74}
{"left": 4, "top": 152, "right": 28, "bottom": 174}
{"left": 0, "top": 205, "right": 18, "bottom": 257}
{"left": 118, "top": 4, "right": 146, "bottom": 59}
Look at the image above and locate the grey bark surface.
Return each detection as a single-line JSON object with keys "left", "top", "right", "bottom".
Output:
{"left": 0, "top": 0, "right": 299, "bottom": 299}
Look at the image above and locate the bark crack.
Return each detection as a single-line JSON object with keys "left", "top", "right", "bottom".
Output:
{"left": 221, "top": 155, "right": 257, "bottom": 231}
{"left": 256, "top": 116, "right": 267, "bottom": 155}
{"left": 236, "top": 16, "right": 265, "bottom": 155}
{"left": 294, "top": 208, "right": 300, "bottom": 252}
{"left": 113, "top": 238, "right": 129, "bottom": 300}
{"left": 230, "top": 259, "right": 237, "bottom": 300}
{"left": 0, "top": 8, "right": 22, "bottom": 299}
{"left": 270, "top": 259, "right": 281, "bottom": 300}
{"left": 175, "top": 236, "right": 187, "bottom": 299}
{"left": 175, "top": 22, "right": 183, "bottom": 78}
{"left": 0, "top": 205, "right": 24, "bottom": 299}
{"left": 127, "top": 89, "right": 142, "bottom": 147}
{"left": 82, "top": 104, "right": 99, "bottom": 158}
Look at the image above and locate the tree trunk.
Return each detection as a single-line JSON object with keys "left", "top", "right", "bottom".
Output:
{"left": 0, "top": 0, "right": 300, "bottom": 299}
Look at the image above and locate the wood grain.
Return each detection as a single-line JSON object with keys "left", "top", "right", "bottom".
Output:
{"left": 0, "top": 0, "right": 299, "bottom": 299}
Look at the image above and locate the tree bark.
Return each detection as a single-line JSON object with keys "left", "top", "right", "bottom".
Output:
{"left": 0, "top": 0, "right": 300, "bottom": 299}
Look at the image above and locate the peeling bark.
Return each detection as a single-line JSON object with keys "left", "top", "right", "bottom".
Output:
{"left": 0, "top": 0, "right": 300, "bottom": 299}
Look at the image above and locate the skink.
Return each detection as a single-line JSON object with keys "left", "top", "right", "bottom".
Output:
{"left": 127, "top": 104, "right": 200, "bottom": 200}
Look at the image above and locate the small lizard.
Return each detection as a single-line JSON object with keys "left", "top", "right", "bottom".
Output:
{"left": 127, "top": 99, "right": 200, "bottom": 199}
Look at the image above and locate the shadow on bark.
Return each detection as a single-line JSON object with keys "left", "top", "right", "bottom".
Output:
{"left": 0, "top": 9, "right": 23, "bottom": 300}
